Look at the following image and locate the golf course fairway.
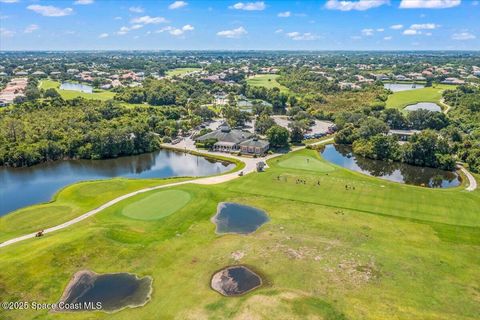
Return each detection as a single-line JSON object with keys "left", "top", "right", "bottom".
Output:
{"left": 121, "top": 190, "right": 192, "bottom": 220}
{"left": 0, "top": 148, "right": 478, "bottom": 320}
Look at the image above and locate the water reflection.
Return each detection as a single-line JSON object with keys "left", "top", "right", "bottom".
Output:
{"left": 60, "top": 82, "right": 93, "bottom": 93}
{"left": 321, "top": 144, "right": 460, "bottom": 188}
{"left": 0, "top": 150, "right": 234, "bottom": 216}
{"left": 404, "top": 102, "right": 442, "bottom": 112}
{"left": 384, "top": 83, "right": 425, "bottom": 92}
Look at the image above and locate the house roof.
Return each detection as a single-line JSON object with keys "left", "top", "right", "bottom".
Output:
{"left": 239, "top": 137, "right": 269, "bottom": 148}
{"left": 196, "top": 125, "right": 252, "bottom": 144}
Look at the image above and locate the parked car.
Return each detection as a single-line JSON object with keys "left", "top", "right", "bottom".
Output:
{"left": 171, "top": 138, "right": 182, "bottom": 145}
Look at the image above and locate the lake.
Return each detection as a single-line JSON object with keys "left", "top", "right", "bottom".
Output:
{"left": 384, "top": 83, "right": 425, "bottom": 92}
{"left": 404, "top": 102, "right": 442, "bottom": 112}
{"left": 211, "top": 266, "right": 262, "bottom": 296}
{"left": 59, "top": 270, "right": 152, "bottom": 312}
{"left": 321, "top": 144, "right": 461, "bottom": 188}
{"left": 212, "top": 202, "right": 269, "bottom": 234}
{"left": 0, "top": 150, "right": 234, "bottom": 216}
{"left": 60, "top": 82, "right": 93, "bottom": 93}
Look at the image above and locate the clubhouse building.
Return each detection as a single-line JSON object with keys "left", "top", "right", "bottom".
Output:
{"left": 195, "top": 124, "right": 269, "bottom": 155}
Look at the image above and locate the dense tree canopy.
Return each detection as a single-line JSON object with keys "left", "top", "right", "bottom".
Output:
{"left": 0, "top": 98, "right": 180, "bottom": 167}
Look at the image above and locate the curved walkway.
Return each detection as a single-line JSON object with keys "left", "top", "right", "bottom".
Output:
{"left": 0, "top": 151, "right": 276, "bottom": 249}
{"left": 1, "top": 137, "right": 474, "bottom": 249}
{"left": 459, "top": 164, "right": 477, "bottom": 192}
{"left": 440, "top": 98, "right": 452, "bottom": 114}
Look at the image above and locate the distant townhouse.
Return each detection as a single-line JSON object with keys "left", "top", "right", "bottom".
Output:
{"left": 441, "top": 77, "right": 465, "bottom": 85}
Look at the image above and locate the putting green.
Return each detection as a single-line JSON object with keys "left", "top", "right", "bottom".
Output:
{"left": 278, "top": 155, "right": 335, "bottom": 172}
{"left": 121, "top": 190, "right": 191, "bottom": 220}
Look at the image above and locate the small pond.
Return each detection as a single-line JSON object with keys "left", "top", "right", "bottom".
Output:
{"left": 321, "top": 144, "right": 461, "bottom": 188}
{"left": 0, "top": 150, "right": 234, "bottom": 216}
{"left": 58, "top": 270, "right": 152, "bottom": 312}
{"left": 211, "top": 266, "right": 262, "bottom": 296}
{"left": 404, "top": 102, "right": 442, "bottom": 112}
{"left": 60, "top": 82, "right": 93, "bottom": 93}
{"left": 212, "top": 202, "right": 269, "bottom": 234}
{"left": 384, "top": 83, "right": 425, "bottom": 92}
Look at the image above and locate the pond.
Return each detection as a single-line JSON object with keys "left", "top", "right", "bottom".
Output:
{"left": 60, "top": 82, "right": 93, "bottom": 93}
{"left": 384, "top": 83, "right": 425, "bottom": 92}
{"left": 404, "top": 102, "right": 442, "bottom": 112}
{"left": 321, "top": 144, "right": 461, "bottom": 188}
{"left": 211, "top": 266, "right": 262, "bottom": 296}
{"left": 0, "top": 150, "right": 234, "bottom": 216}
{"left": 212, "top": 202, "right": 269, "bottom": 234}
{"left": 58, "top": 270, "right": 152, "bottom": 313}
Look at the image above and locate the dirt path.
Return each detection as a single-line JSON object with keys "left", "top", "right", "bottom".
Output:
{"left": 440, "top": 98, "right": 452, "bottom": 114}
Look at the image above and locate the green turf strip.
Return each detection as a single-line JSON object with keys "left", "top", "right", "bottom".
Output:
{"left": 278, "top": 155, "right": 335, "bottom": 173}
{"left": 121, "top": 190, "right": 191, "bottom": 220}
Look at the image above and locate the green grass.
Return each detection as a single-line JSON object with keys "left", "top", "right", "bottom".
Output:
{"left": 0, "top": 148, "right": 478, "bottom": 319}
{"left": 166, "top": 68, "right": 202, "bottom": 77}
{"left": 386, "top": 84, "right": 456, "bottom": 110}
{"left": 277, "top": 154, "right": 335, "bottom": 173}
{"left": 0, "top": 177, "right": 191, "bottom": 242}
{"left": 247, "top": 74, "right": 290, "bottom": 93}
{"left": 39, "top": 79, "right": 116, "bottom": 101}
{"left": 121, "top": 190, "right": 192, "bottom": 220}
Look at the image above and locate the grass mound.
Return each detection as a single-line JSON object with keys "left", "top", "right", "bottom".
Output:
{"left": 278, "top": 155, "right": 335, "bottom": 173}
{"left": 121, "top": 190, "right": 191, "bottom": 220}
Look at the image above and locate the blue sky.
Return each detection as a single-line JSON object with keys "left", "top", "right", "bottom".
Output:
{"left": 0, "top": 0, "right": 479, "bottom": 50}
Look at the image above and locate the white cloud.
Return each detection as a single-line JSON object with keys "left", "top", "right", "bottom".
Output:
{"left": 376, "top": 28, "right": 384, "bottom": 32}
{"left": 275, "top": 28, "right": 283, "bottom": 33}
{"left": 399, "top": 0, "right": 461, "bottom": 9}
{"left": 169, "top": 1, "right": 188, "bottom": 9}
{"left": 384, "top": 36, "right": 393, "bottom": 40}
{"left": 0, "top": 0, "right": 19, "bottom": 3}
{"left": 98, "top": 33, "right": 109, "bottom": 38}
{"left": 131, "top": 16, "right": 168, "bottom": 24}
{"left": 74, "top": 0, "right": 94, "bottom": 5}
{"left": 410, "top": 23, "right": 439, "bottom": 30}
{"left": 361, "top": 28, "right": 375, "bottom": 36}
{"left": 155, "top": 25, "right": 194, "bottom": 36}
{"left": 114, "top": 16, "right": 122, "bottom": 20}
{"left": 27, "top": 5, "right": 73, "bottom": 17}
{"left": 0, "top": 28, "right": 15, "bottom": 37}
{"left": 451, "top": 32, "right": 476, "bottom": 40}
{"left": 24, "top": 24, "right": 39, "bottom": 33}
{"left": 390, "top": 24, "right": 404, "bottom": 29}
{"left": 402, "top": 23, "right": 440, "bottom": 35}
{"left": 403, "top": 29, "right": 419, "bottom": 35}
{"left": 129, "top": 6, "right": 144, "bottom": 13}
{"left": 117, "top": 26, "right": 130, "bottom": 35}
{"left": 156, "top": 26, "right": 174, "bottom": 33}
{"left": 325, "top": 0, "right": 389, "bottom": 11}
{"left": 278, "top": 11, "right": 291, "bottom": 17}
{"left": 182, "top": 24, "right": 194, "bottom": 31}
{"left": 131, "top": 24, "right": 144, "bottom": 30}
{"left": 229, "top": 2, "right": 266, "bottom": 11}
{"left": 217, "top": 26, "right": 248, "bottom": 38}
{"left": 286, "top": 31, "right": 319, "bottom": 41}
